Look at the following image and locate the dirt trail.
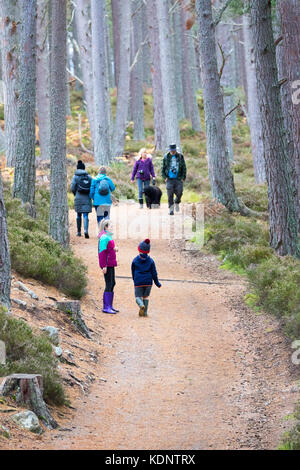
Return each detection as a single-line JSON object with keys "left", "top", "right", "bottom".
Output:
{"left": 4, "top": 204, "right": 299, "bottom": 450}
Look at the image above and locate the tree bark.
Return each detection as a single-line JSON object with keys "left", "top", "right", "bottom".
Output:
{"left": 276, "top": 0, "right": 300, "bottom": 228}
{"left": 131, "top": 0, "right": 145, "bottom": 141}
{"left": 172, "top": 2, "right": 185, "bottom": 121}
{"left": 113, "top": 0, "right": 131, "bottom": 157}
{"left": 242, "top": 9, "right": 266, "bottom": 183}
{"left": 196, "top": 0, "right": 244, "bottom": 213}
{"left": 36, "top": 0, "right": 50, "bottom": 161}
{"left": 74, "top": 0, "right": 95, "bottom": 145}
{"left": 0, "top": 170, "right": 11, "bottom": 311}
{"left": 250, "top": 0, "right": 299, "bottom": 256}
{"left": 111, "top": 0, "right": 120, "bottom": 88}
{"left": 0, "top": 374, "right": 58, "bottom": 429}
{"left": 91, "top": 0, "right": 112, "bottom": 164}
{"left": 215, "top": 0, "right": 235, "bottom": 161}
{"left": 49, "top": 0, "right": 69, "bottom": 248}
{"left": 180, "top": 1, "right": 202, "bottom": 131}
{"left": 12, "top": 0, "right": 37, "bottom": 216}
{"left": 0, "top": 0, "right": 19, "bottom": 167}
{"left": 146, "top": 0, "right": 165, "bottom": 150}
{"left": 156, "top": 0, "right": 180, "bottom": 149}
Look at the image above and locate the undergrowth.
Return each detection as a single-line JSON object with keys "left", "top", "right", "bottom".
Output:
{"left": 0, "top": 308, "right": 65, "bottom": 406}
{"left": 4, "top": 184, "right": 87, "bottom": 299}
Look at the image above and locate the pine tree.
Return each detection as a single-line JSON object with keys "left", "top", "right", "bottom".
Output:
{"left": 36, "top": 0, "right": 50, "bottom": 161}
{"left": 250, "top": 0, "right": 299, "bottom": 256}
{"left": 0, "top": 171, "right": 11, "bottom": 311}
{"left": 196, "top": 0, "right": 246, "bottom": 214}
{"left": 0, "top": 0, "right": 19, "bottom": 167}
{"left": 49, "top": 0, "right": 69, "bottom": 248}
{"left": 12, "top": 0, "right": 37, "bottom": 216}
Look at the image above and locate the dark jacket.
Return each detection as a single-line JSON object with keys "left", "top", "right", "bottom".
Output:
{"left": 71, "top": 170, "right": 92, "bottom": 213}
{"left": 131, "top": 158, "right": 155, "bottom": 181}
{"left": 161, "top": 152, "right": 186, "bottom": 181}
{"left": 131, "top": 254, "right": 161, "bottom": 287}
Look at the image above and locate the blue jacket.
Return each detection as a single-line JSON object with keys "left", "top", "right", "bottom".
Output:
{"left": 89, "top": 174, "right": 116, "bottom": 206}
{"left": 131, "top": 254, "right": 161, "bottom": 287}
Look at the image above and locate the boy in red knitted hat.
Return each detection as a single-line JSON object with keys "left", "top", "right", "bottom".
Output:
{"left": 131, "top": 239, "right": 161, "bottom": 317}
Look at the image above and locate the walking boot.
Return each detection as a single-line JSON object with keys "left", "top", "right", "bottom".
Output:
{"left": 111, "top": 292, "right": 119, "bottom": 313}
{"left": 143, "top": 299, "right": 149, "bottom": 317}
{"left": 136, "top": 297, "right": 145, "bottom": 316}
{"left": 103, "top": 292, "right": 117, "bottom": 314}
{"left": 76, "top": 217, "right": 82, "bottom": 236}
{"left": 139, "top": 198, "right": 144, "bottom": 209}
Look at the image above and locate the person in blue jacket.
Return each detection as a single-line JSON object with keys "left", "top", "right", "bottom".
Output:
{"left": 131, "top": 239, "right": 161, "bottom": 317}
{"left": 89, "top": 167, "right": 116, "bottom": 225}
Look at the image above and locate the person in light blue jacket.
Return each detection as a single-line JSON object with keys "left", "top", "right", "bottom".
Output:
{"left": 89, "top": 167, "right": 116, "bottom": 224}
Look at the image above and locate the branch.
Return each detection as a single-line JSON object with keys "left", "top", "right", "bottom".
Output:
{"left": 77, "top": 113, "right": 94, "bottom": 155}
{"left": 274, "top": 35, "right": 283, "bottom": 47}
{"left": 67, "top": 67, "right": 83, "bottom": 86}
{"left": 130, "top": 35, "right": 149, "bottom": 72}
{"left": 278, "top": 78, "right": 288, "bottom": 88}
{"left": 224, "top": 102, "right": 240, "bottom": 120}
{"left": 214, "top": 0, "right": 234, "bottom": 27}
{"left": 218, "top": 42, "right": 227, "bottom": 80}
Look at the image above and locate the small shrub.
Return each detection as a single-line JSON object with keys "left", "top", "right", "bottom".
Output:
{"left": 4, "top": 187, "right": 87, "bottom": 299}
{"left": 204, "top": 214, "right": 269, "bottom": 255}
{"left": 0, "top": 309, "right": 65, "bottom": 406}
{"left": 278, "top": 405, "right": 300, "bottom": 450}
{"left": 247, "top": 256, "right": 300, "bottom": 338}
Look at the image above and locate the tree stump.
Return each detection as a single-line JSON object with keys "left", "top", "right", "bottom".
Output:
{"left": 56, "top": 301, "right": 91, "bottom": 339}
{"left": 0, "top": 374, "right": 58, "bottom": 429}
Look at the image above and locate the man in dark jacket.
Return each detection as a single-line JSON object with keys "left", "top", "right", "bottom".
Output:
{"left": 71, "top": 160, "right": 92, "bottom": 238}
{"left": 161, "top": 143, "right": 187, "bottom": 215}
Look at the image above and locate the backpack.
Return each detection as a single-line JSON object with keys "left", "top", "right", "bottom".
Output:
{"left": 98, "top": 178, "right": 110, "bottom": 196}
{"left": 77, "top": 175, "right": 91, "bottom": 194}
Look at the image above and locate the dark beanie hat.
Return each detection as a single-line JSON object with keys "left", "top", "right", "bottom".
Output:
{"left": 169, "top": 143, "right": 177, "bottom": 151}
{"left": 77, "top": 160, "right": 85, "bottom": 170}
{"left": 138, "top": 238, "right": 151, "bottom": 254}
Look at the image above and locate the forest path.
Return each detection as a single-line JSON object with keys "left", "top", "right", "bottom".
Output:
{"left": 37, "top": 204, "right": 297, "bottom": 450}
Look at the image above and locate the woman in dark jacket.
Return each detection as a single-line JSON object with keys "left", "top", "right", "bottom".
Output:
{"left": 131, "top": 149, "right": 155, "bottom": 209}
{"left": 71, "top": 160, "right": 92, "bottom": 238}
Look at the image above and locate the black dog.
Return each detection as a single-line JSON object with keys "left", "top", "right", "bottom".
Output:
{"left": 144, "top": 184, "right": 162, "bottom": 209}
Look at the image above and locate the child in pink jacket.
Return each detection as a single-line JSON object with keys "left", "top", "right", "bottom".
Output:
{"left": 98, "top": 219, "right": 118, "bottom": 314}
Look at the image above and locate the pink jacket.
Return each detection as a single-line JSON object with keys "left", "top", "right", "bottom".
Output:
{"left": 98, "top": 230, "right": 117, "bottom": 269}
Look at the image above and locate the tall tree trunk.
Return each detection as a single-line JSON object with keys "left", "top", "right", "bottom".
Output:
{"left": 250, "top": 0, "right": 299, "bottom": 256}
{"left": 49, "top": 0, "right": 69, "bottom": 248}
{"left": 111, "top": 0, "right": 120, "bottom": 89}
{"left": 172, "top": 2, "right": 185, "bottom": 121}
{"left": 242, "top": 9, "right": 265, "bottom": 183}
{"left": 196, "top": 0, "right": 245, "bottom": 213}
{"left": 0, "top": 0, "right": 19, "bottom": 167}
{"left": 276, "top": 0, "right": 300, "bottom": 228}
{"left": 72, "top": 18, "right": 83, "bottom": 92}
{"left": 180, "top": 1, "right": 202, "bottom": 131}
{"left": 91, "top": 0, "right": 111, "bottom": 164}
{"left": 156, "top": 0, "right": 180, "bottom": 148}
{"left": 113, "top": 0, "right": 131, "bottom": 157}
{"left": 74, "top": 0, "right": 95, "bottom": 145}
{"left": 146, "top": 0, "right": 165, "bottom": 150}
{"left": 215, "top": 1, "right": 235, "bottom": 161}
{"left": 0, "top": 171, "right": 11, "bottom": 311}
{"left": 36, "top": 0, "right": 50, "bottom": 161}
{"left": 12, "top": 0, "right": 37, "bottom": 216}
{"left": 131, "top": 0, "right": 145, "bottom": 141}
{"left": 141, "top": 2, "right": 151, "bottom": 87}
